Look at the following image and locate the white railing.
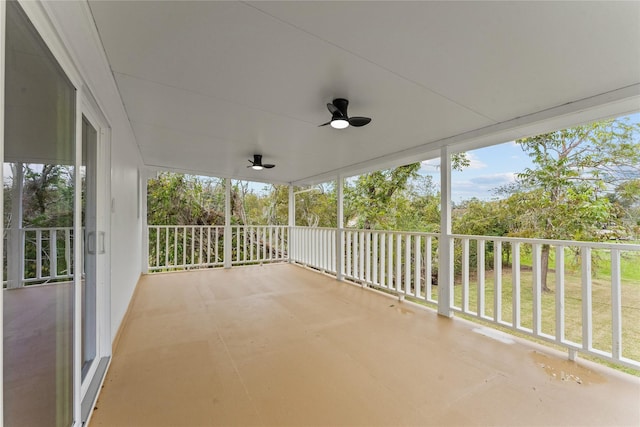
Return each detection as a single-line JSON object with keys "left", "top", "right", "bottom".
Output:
{"left": 289, "top": 227, "right": 337, "bottom": 273}
{"left": 144, "top": 224, "right": 640, "bottom": 370}
{"left": 3, "top": 227, "right": 75, "bottom": 287}
{"left": 148, "top": 225, "right": 224, "bottom": 271}
{"left": 342, "top": 229, "right": 439, "bottom": 305}
{"left": 448, "top": 234, "right": 640, "bottom": 370}
{"left": 147, "top": 225, "right": 288, "bottom": 271}
{"left": 231, "top": 225, "right": 288, "bottom": 265}
{"left": 290, "top": 227, "right": 439, "bottom": 304}
{"left": 289, "top": 227, "right": 639, "bottom": 370}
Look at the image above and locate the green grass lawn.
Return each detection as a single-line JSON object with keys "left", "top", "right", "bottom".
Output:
{"left": 446, "top": 248, "right": 640, "bottom": 375}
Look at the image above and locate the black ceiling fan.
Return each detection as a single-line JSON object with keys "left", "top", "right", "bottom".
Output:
{"left": 319, "top": 98, "right": 372, "bottom": 129}
{"left": 248, "top": 154, "right": 275, "bottom": 170}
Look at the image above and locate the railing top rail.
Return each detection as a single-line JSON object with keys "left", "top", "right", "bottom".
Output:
{"left": 232, "top": 224, "right": 288, "bottom": 228}
{"left": 148, "top": 224, "right": 288, "bottom": 228}
{"left": 148, "top": 224, "right": 225, "bottom": 228}
{"left": 449, "top": 233, "right": 640, "bottom": 251}
{"left": 291, "top": 226, "right": 336, "bottom": 231}
{"left": 292, "top": 226, "right": 439, "bottom": 238}
{"left": 4, "top": 226, "right": 75, "bottom": 232}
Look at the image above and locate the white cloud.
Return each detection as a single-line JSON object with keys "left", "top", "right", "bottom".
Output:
{"left": 466, "top": 152, "right": 487, "bottom": 170}
{"left": 470, "top": 172, "right": 516, "bottom": 185}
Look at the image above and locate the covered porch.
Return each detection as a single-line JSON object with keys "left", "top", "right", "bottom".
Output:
{"left": 91, "top": 264, "right": 639, "bottom": 426}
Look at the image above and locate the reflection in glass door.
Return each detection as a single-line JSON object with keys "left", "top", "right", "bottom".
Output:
{"left": 3, "top": 2, "right": 75, "bottom": 426}
{"left": 81, "top": 117, "right": 98, "bottom": 380}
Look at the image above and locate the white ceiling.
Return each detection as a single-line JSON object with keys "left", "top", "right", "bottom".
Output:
{"left": 88, "top": 1, "right": 640, "bottom": 185}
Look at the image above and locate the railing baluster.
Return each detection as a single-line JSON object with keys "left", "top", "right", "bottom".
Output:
{"left": 235, "top": 226, "right": 240, "bottom": 263}
{"left": 425, "top": 236, "right": 432, "bottom": 302}
{"left": 359, "top": 231, "right": 365, "bottom": 281}
{"left": 353, "top": 231, "right": 359, "bottom": 278}
{"left": 316, "top": 229, "right": 320, "bottom": 268}
{"left": 387, "top": 233, "right": 393, "bottom": 290}
{"left": 182, "top": 226, "right": 187, "bottom": 267}
{"left": 462, "top": 238, "right": 469, "bottom": 312}
{"left": 346, "top": 232, "right": 352, "bottom": 277}
{"left": 414, "top": 235, "right": 421, "bottom": 298}
{"left": 494, "top": 240, "right": 502, "bottom": 322}
{"left": 331, "top": 229, "right": 336, "bottom": 272}
{"left": 581, "top": 247, "right": 593, "bottom": 351}
{"left": 365, "top": 232, "right": 371, "bottom": 283}
{"left": 477, "top": 239, "right": 485, "bottom": 318}
{"left": 156, "top": 227, "right": 160, "bottom": 268}
{"left": 207, "top": 227, "right": 211, "bottom": 265}
{"left": 173, "top": 226, "right": 177, "bottom": 266}
{"left": 269, "top": 227, "right": 273, "bottom": 261}
{"left": 215, "top": 227, "right": 220, "bottom": 263}
{"left": 36, "top": 230, "right": 42, "bottom": 279}
{"left": 372, "top": 233, "right": 379, "bottom": 285}
{"left": 65, "top": 229, "right": 71, "bottom": 278}
{"left": 324, "top": 229, "right": 329, "bottom": 270}
{"left": 395, "top": 234, "right": 402, "bottom": 292}
{"left": 50, "top": 229, "right": 57, "bottom": 279}
{"left": 555, "top": 246, "right": 565, "bottom": 343}
{"left": 191, "top": 226, "right": 195, "bottom": 266}
{"left": 611, "top": 249, "right": 622, "bottom": 360}
{"left": 380, "top": 233, "right": 386, "bottom": 287}
{"left": 512, "top": 242, "right": 521, "bottom": 328}
{"left": 166, "top": 228, "right": 170, "bottom": 267}
{"left": 243, "top": 226, "right": 248, "bottom": 262}
{"left": 532, "top": 243, "right": 542, "bottom": 335}
{"left": 404, "top": 234, "right": 411, "bottom": 294}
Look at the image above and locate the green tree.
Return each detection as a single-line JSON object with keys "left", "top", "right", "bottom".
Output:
{"left": 345, "top": 163, "right": 421, "bottom": 229}
{"left": 512, "top": 118, "right": 640, "bottom": 291}
{"left": 147, "top": 172, "right": 223, "bottom": 225}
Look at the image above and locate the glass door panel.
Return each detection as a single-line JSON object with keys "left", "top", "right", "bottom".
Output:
{"left": 81, "top": 116, "right": 98, "bottom": 380}
{"left": 3, "top": 2, "right": 76, "bottom": 426}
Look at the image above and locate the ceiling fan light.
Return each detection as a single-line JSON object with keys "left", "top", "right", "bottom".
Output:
{"left": 330, "top": 118, "right": 349, "bottom": 129}
{"left": 252, "top": 165, "right": 264, "bottom": 170}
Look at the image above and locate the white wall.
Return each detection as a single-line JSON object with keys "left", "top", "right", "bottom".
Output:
{"left": 37, "top": 1, "right": 145, "bottom": 344}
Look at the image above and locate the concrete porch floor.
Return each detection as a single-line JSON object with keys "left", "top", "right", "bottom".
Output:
{"left": 91, "top": 263, "right": 640, "bottom": 427}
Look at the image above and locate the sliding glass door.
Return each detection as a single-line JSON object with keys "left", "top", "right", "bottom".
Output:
{"left": 3, "top": 2, "right": 75, "bottom": 425}
{"left": 3, "top": 2, "right": 109, "bottom": 425}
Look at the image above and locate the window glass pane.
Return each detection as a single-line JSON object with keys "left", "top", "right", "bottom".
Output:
{"left": 4, "top": 1, "right": 75, "bottom": 426}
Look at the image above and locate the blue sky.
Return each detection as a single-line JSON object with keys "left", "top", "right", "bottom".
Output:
{"left": 420, "top": 142, "right": 532, "bottom": 203}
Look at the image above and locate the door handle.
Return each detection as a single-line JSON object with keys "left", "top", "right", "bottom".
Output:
{"left": 98, "top": 231, "right": 106, "bottom": 254}
{"left": 87, "top": 231, "right": 96, "bottom": 255}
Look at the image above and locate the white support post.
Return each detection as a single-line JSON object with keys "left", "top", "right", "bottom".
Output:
{"left": 336, "top": 175, "right": 344, "bottom": 281}
{"left": 288, "top": 185, "right": 294, "bottom": 263}
{"left": 140, "top": 169, "right": 149, "bottom": 274}
{"left": 224, "top": 178, "right": 232, "bottom": 269}
{"left": 8, "top": 162, "right": 24, "bottom": 288}
{"left": 438, "top": 147, "right": 453, "bottom": 317}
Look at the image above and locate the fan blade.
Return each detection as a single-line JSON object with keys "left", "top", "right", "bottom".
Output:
{"left": 332, "top": 98, "right": 349, "bottom": 116}
{"left": 319, "top": 121, "right": 332, "bottom": 127}
{"left": 349, "top": 116, "right": 371, "bottom": 127}
{"left": 327, "top": 103, "right": 342, "bottom": 116}
{"left": 264, "top": 164, "right": 275, "bottom": 169}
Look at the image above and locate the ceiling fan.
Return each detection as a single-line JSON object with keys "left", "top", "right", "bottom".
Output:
{"left": 248, "top": 154, "right": 275, "bottom": 170}
{"left": 319, "top": 98, "right": 372, "bottom": 129}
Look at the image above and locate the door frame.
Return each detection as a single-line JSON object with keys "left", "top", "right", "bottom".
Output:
{"left": 78, "top": 92, "right": 112, "bottom": 401}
